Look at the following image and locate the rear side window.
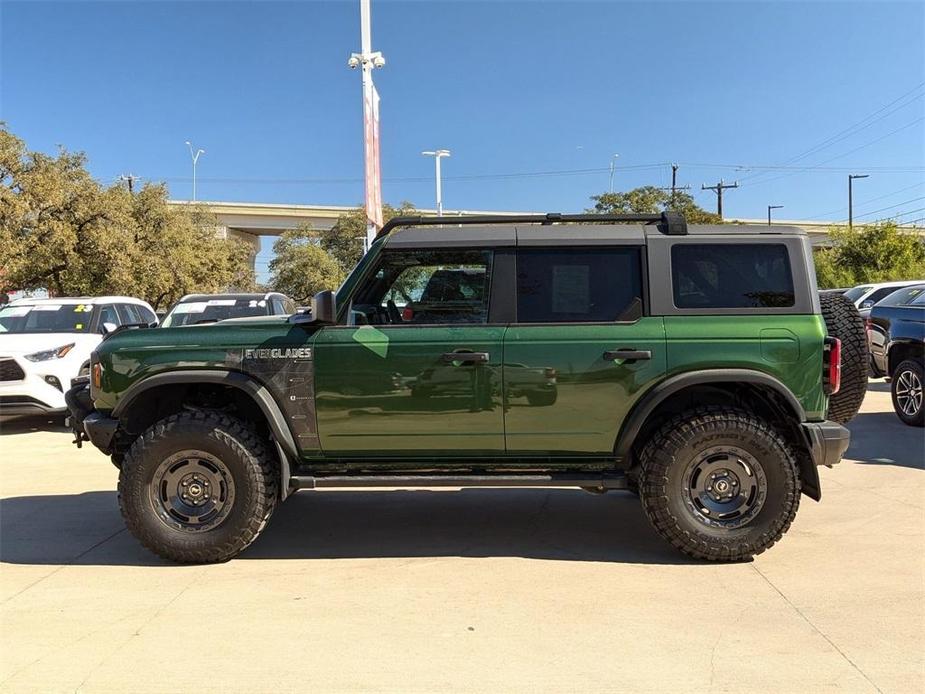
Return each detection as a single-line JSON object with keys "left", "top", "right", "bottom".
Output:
{"left": 516, "top": 248, "right": 643, "bottom": 323}
{"left": 672, "top": 244, "right": 795, "bottom": 309}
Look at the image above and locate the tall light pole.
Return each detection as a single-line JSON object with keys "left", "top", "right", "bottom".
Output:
{"left": 609, "top": 153, "right": 620, "bottom": 193}
{"left": 768, "top": 204, "right": 783, "bottom": 226}
{"left": 185, "top": 141, "right": 205, "bottom": 202}
{"left": 422, "top": 149, "right": 451, "bottom": 215}
{"left": 348, "top": 0, "right": 386, "bottom": 247}
{"left": 848, "top": 174, "right": 869, "bottom": 228}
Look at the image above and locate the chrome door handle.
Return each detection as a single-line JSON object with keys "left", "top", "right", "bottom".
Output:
{"left": 603, "top": 349, "right": 652, "bottom": 361}
{"left": 442, "top": 352, "right": 489, "bottom": 364}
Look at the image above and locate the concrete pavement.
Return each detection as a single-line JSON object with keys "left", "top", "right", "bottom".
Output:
{"left": 0, "top": 382, "right": 922, "bottom": 693}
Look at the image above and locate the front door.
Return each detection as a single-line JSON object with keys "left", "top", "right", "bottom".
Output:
{"left": 503, "top": 246, "right": 666, "bottom": 455}
{"left": 313, "top": 248, "right": 505, "bottom": 457}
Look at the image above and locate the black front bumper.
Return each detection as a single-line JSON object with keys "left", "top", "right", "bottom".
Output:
{"left": 803, "top": 420, "right": 851, "bottom": 468}
{"left": 65, "top": 383, "right": 118, "bottom": 454}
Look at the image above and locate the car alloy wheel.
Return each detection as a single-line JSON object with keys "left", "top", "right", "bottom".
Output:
{"left": 894, "top": 368, "right": 923, "bottom": 417}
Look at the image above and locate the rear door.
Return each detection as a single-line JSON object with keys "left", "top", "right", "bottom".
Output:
{"left": 503, "top": 242, "right": 666, "bottom": 455}
{"left": 313, "top": 247, "right": 507, "bottom": 457}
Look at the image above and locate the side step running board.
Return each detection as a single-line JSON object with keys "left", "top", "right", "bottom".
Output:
{"left": 289, "top": 473, "right": 627, "bottom": 491}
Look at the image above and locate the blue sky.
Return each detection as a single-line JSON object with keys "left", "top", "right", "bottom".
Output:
{"left": 3, "top": 0, "right": 924, "bottom": 281}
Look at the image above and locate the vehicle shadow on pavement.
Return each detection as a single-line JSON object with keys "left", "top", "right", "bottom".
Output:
{"left": 846, "top": 411, "right": 924, "bottom": 470}
{"left": 0, "top": 415, "right": 69, "bottom": 435}
{"left": 0, "top": 488, "right": 697, "bottom": 566}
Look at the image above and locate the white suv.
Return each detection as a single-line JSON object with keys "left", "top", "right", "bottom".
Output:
{"left": 0, "top": 296, "right": 157, "bottom": 416}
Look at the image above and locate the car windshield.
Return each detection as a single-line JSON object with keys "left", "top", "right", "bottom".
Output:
{"left": 161, "top": 298, "right": 269, "bottom": 327}
{"left": 0, "top": 304, "right": 93, "bottom": 333}
{"left": 910, "top": 290, "right": 925, "bottom": 306}
{"left": 879, "top": 286, "right": 925, "bottom": 307}
{"left": 843, "top": 286, "right": 872, "bottom": 302}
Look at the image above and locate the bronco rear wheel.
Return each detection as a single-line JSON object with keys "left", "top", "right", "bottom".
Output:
{"left": 118, "top": 411, "right": 278, "bottom": 563}
{"left": 639, "top": 407, "right": 800, "bottom": 561}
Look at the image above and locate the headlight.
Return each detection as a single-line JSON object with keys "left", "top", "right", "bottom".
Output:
{"left": 24, "top": 343, "right": 75, "bottom": 362}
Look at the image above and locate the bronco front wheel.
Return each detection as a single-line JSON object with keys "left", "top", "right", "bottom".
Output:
{"left": 118, "top": 411, "right": 278, "bottom": 563}
{"left": 638, "top": 407, "right": 800, "bottom": 561}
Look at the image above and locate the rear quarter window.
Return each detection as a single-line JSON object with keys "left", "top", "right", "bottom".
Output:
{"left": 671, "top": 243, "right": 795, "bottom": 309}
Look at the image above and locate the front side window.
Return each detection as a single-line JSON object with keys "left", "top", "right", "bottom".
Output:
{"left": 516, "top": 247, "right": 643, "bottom": 323}
{"left": 672, "top": 244, "right": 795, "bottom": 309}
{"left": 349, "top": 249, "right": 493, "bottom": 325}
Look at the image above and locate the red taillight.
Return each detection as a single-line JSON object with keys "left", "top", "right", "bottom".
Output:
{"left": 824, "top": 337, "right": 841, "bottom": 395}
{"left": 401, "top": 307, "right": 414, "bottom": 321}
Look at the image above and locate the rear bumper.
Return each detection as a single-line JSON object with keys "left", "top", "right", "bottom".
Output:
{"left": 803, "top": 420, "right": 851, "bottom": 468}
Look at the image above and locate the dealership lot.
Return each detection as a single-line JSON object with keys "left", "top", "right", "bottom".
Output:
{"left": 0, "top": 383, "right": 922, "bottom": 693}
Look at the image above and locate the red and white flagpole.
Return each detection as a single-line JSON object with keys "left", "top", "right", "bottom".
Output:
{"left": 349, "top": 0, "right": 385, "bottom": 250}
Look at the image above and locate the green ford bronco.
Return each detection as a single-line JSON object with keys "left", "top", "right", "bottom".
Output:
{"left": 66, "top": 213, "right": 865, "bottom": 564}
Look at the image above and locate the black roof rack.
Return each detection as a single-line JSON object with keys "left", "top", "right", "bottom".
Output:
{"left": 374, "top": 211, "right": 687, "bottom": 241}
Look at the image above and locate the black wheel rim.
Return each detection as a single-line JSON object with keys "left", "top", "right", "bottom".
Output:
{"left": 682, "top": 446, "right": 767, "bottom": 529}
{"left": 895, "top": 369, "right": 923, "bottom": 417}
{"left": 150, "top": 450, "right": 235, "bottom": 533}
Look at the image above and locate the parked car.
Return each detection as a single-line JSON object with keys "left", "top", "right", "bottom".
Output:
{"left": 160, "top": 292, "right": 296, "bottom": 327}
{"left": 67, "top": 212, "right": 863, "bottom": 564}
{"left": 0, "top": 296, "right": 156, "bottom": 415}
{"left": 866, "top": 284, "right": 925, "bottom": 426}
{"left": 843, "top": 281, "right": 924, "bottom": 311}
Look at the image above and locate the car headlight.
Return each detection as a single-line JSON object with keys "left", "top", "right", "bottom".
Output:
{"left": 24, "top": 343, "right": 75, "bottom": 362}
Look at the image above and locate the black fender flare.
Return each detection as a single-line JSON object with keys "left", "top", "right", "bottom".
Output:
{"left": 614, "top": 368, "right": 807, "bottom": 459}
{"left": 112, "top": 370, "right": 298, "bottom": 497}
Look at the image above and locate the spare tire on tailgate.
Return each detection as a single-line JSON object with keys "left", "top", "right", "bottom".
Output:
{"left": 820, "top": 292, "right": 867, "bottom": 423}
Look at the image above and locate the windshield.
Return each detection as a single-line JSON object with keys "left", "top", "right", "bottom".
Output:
{"left": 843, "top": 286, "right": 872, "bottom": 302}
{"left": 0, "top": 304, "right": 93, "bottom": 334}
{"left": 161, "top": 298, "right": 269, "bottom": 327}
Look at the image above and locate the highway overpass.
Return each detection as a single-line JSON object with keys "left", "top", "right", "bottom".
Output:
{"left": 167, "top": 200, "right": 924, "bottom": 267}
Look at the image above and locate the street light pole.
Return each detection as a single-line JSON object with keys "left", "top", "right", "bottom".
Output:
{"left": 848, "top": 174, "right": 869, "bottom": 229}
{"left": 768, "top": 204, "right": 783, "bottom": 226}
{"left": 185, "top": 141, "right": 205, "bottom": 202}
{"left": 609, "top": 154, "right": 620, "bottom": 193}
{"left": 348, "top": 0, "right": 386, "bottom": 247}
{"left": 422, "top": 149, "right": 451, "bottom": 215}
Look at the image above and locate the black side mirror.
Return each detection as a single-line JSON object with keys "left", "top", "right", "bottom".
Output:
{"left": 310, "top": 290, "right": 336, "bottom": 324}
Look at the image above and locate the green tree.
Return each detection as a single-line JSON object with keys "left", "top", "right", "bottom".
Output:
{"left": 268, "top": 227, "right": 345, "bottom": 303}
{"left": 813, "top": 221, "right": 925, "bottom": 289}
{"left": 319, "top": 201, "right": 416, "bottom": 273}
{"left": 589, "top": 186, "right": 721, "bottom": 223}
{"left": 0, "top": 124, "right": 255, "bottom": 309}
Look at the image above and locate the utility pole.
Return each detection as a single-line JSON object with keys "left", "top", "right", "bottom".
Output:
{"left": 609, "top": 154, "right": 620, "bottom": 193}
{"left": 659, "top": 164, "right": 690, "bottom": 195}
{"left": 848, "top": 174, "right": 869, "bottom": 228}
{"left": 119, "top": 174, "right": 138, "bottom": 194}
{"left": 422, "top": 150, "right": 451, "bottom": 215}
{"left": 185, "top": 141, "right": 205, "bottom": 202}
{"left": 701, "top": 179, "right": 739, "bottom": 219}
{"left": 348, "top": 0, "right": 386, "bottom": 247}
{"left": 768, "top": 204, "right": 783, "bottom": 226}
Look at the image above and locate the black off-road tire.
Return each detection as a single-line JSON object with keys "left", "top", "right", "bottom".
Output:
{"left": 639, "top": 407, "right": 800, "bottom": 562}
{"left": 118, "top": 411, "right": 278, "bottom": 563}
{"left": 819, "top": 292, "right": 867, "bottom": 424}
{"left": 891, "top": 359, "right": 924, "bottom": 427}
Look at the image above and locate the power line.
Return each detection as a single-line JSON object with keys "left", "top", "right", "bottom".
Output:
{"left": 852, "top": 195, "right": 925, "bottom": 221}
{"left": 740, "top": 116, "right": 925, "bottom": 189}
{"left": 738, "top": 81, "right": 925, "bottom": 184}
{"left": 806, "top": 180, "right": 925, "bottom": 219}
